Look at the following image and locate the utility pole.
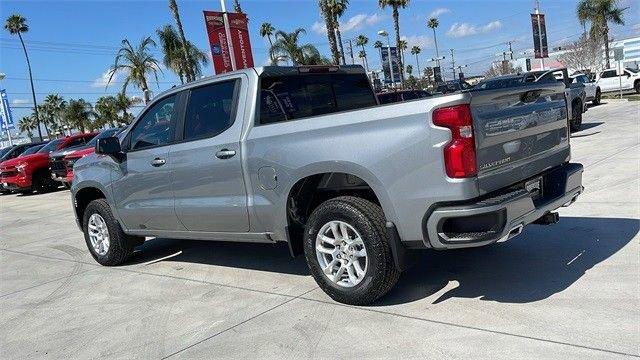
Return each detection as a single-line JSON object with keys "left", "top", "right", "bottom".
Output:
{"left": 348, "top": 39, "right": 355, "bottom": 64}
{"left": 450, "top": 49, "right": 456, "bottom": 81}
{"left": 507, "top": 41, "right": 514, "bottom": 60}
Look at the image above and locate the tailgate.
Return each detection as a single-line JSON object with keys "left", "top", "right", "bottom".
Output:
{"left": 470, "top": 82, "right": 570, "bottom": 194}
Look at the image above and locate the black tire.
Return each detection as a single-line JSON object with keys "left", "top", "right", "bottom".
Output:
{"left": 635, "top": 81, "right": 640, "bottom": 94}
{"left": 570, "top": 100, "right": 582, "bottom": 132}
{"left": 592, "top": 89, "right": 601, "bottom": 105}
{"left": 82, "top": 199, "right": 139, "bottom": 266}
{"left": 303, "top": 196, "right": 400, "bottom": 305}
{"left": 32, "top": 171, "right": 57, "bottom": 194}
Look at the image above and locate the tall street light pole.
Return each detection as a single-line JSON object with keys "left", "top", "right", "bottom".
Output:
{"left": 378, "top": 30, "right": 395, "bottom": 86}
{"left": 0, "top": 72, "right": 12, "bottom": 146}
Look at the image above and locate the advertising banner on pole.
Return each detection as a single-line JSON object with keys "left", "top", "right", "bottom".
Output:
{"left": 433, "top": 66, "right": 442, "bottom": 83}
{"left": 227, "top": 12, "right": 254, "bottom": 69}
{"left": 204, "top": 11, "right": 234, "bottom": 74}
{"left": 531, "top": 13, "right": 548, "bottom": 59}
{"left": 380, "top": 47, "right": 401, "bottom": 84}
{"left": 0, "top": 89, "right": 15, "bottom": 131}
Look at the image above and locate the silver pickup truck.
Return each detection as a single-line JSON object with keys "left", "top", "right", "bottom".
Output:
{"left": 71, "top": 65, "right": 583, "bottom": 305}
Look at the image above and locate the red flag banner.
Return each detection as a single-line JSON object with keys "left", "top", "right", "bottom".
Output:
{"left": 204, "top": 11, "right": 233, "bottom": 74}
{"left": 227, "top": 12, "right": 254, "bottom": 69}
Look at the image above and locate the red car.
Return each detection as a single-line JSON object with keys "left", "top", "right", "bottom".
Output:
{"left": 62, "top": 146, "right": 94, "bottom": 184}
{"left": 0, "top": 133, "right": 96, "bottom": 194}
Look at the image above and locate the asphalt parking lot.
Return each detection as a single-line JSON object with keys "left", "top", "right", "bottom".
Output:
{"left": 1, "top": 100, "right": 638, "bottom": 359}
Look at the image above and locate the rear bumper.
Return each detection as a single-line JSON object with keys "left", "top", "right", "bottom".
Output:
{"left": 423, "top": 163, "right": 583, "bottom": 249}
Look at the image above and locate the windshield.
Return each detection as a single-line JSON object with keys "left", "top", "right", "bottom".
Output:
{"left": 37, "top": 139, "right": 62, "bottom": 154}
{"left": 0, "top": 147, "right": 12, "bottom": 158}
{"left": 86, "top": 128, "right": 120, "bottom": 147}
{"left": 20, "top": 144, "right": 45, "bottom": 156}
{"left": 626, "top": 67, "right": 639, "bottom": 73}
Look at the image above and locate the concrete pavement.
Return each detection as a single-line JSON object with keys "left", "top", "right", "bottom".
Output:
{"left": 1, "top": 101, "right": 638, "bottom": 359}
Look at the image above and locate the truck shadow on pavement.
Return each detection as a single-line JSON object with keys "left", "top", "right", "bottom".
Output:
{"left": 575, "top": 121, "right": 604, "bottom": 132}
{"left": 377, "top": 216, "right": 638, "bottom": 306}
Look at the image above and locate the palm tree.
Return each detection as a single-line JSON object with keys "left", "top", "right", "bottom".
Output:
{"left": 5, "top": 14, "right": 42, "bottom": 141}
{"left": 115, "top": 93, "right": 135, "bottom": 124}
{"left": 260, "top": 23, "right": 275, "bottom": 47}
{"left": 411, "top": 45, "right": 421, "bottom": 76}
{"left": 270, "top": 28, "right": 325, "bottom": 65}
{"left": 427, "top": 17, "right": 440, "bottom": 63}
{"left": 18, "top": 115, "right": 36, "bottom": 138}
{"left": 42, "top": 94, "right": 67, "bottom": 135}
{"left": 577, "top": 0, "right": 627, "bottom": 68}
{"left": 168, "top": 0, "right": 195, "bottom": 82}
{"left": 108, "top": 37, "right": 162, "bottom": 103}
{"left": 406, "top": 64, "right": 413, "bottom": 76}
{"left": 356, "top": 34, "right": 369, "bottom": 72}
{"left": 64, "top": 99, "right": 93, "bottom": 133}
{"left": 358, "top": 50, "right": 367, "bottom": 67}
{"left": 398, "top": 39, "right": 407, "bottom": 80}
{"left": 35, "top": 105, "right": 52, "bottom": 138}
{"left": 94, "top": 96, "right": 119, "bottom": 129}
{"left": 318, "top": 0, "right": 340, "bottom": 64}
{"left": 233, "top": 0, "right": 243, "bottom": 13}
{"left": 378, "top": 0, "right": 409, "bottom": 82}
{"left": 328, "top": 0, "right": 349, "bottom": 65}
{"left": 157, "top": 25, "right": 208, "bottom": 83}
{"left": 373, "top": 40, "right": 383, "bottom": 50}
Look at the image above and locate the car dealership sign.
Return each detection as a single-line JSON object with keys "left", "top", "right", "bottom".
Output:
{"left": 204, "top": 10, "right": 254, "bottom": 74}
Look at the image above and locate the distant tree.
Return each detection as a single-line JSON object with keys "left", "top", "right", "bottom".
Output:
{"left": 108, "top": 37, "right": 162, "bottom": 103}
{"left": 64, "top": 99, "right": 94, "bottom": 133}
{"left": 270, "top": 28, "right": 326, "bottom": 65}
{"left": 577, "top": 0, "right": 627, "bottom": 68}
{"left": 379, "top": 0, "right": 410, "bottom": 82}
{"left": 557, "top": 35, "right": 604, "bottom": 74}
{"left": 157, "top": 25, "right": 208, "bottom": 84}
{"left": 406, "top": 64, "right": 413, "bottom": 76}
{"left": 42, "top": 94, "right": 67, "bottom": 135}
{"left": 94, "top": 96, "right": 119, "bottom": 129}
{"left": 427, "top": 17, "right": 440, "bottom": 62}
{"left": 410, "top": 45, "right": 421, "bottom": 75}
{"left": 328, "top": 0, "right": 349, "bottom": 65}
{"left": 5, "top": 14, "right": 42, "bottom": 140}
{"left": 373, "top": 40, "right": 383, "bottom": 50}
{"left": 233, "top": 0, "right": 243, "bottom": 13}
{"left": 318, "top": 0, "right": 340, "bottom": 64}
{"left": 260, "top": 23, "right": 275, "bottom": 47}
{"left": 18, "top": 115, "right": 36, "bottom": 138}
{"left": 356, "top": 34, "right": 369, "bottom": 72}
{"left": 168, "top": 0, "right": 195, "bottom": 81}
{"left": 115, "top": 93, "right": 136, "bottom": 124}
{"left": 485, "top": 61, "right": 522, "bottom": 78}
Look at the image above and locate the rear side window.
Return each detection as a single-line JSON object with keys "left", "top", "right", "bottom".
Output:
{"left": 259, "top": 73, "right": 376, "bottom": 124}
{"left": 184, "top": 80, "right": 238, "bottom": 140}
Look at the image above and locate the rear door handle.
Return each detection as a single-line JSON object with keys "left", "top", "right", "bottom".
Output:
{"left": 150, "top": 158, "right": 166, "bottom": 167}
{"left": 215, "top": 149, "right": 236, "bottom": 159}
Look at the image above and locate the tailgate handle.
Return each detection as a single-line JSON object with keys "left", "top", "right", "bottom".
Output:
{"left": 521, "top": 90, "right": 542, "bottom": 103}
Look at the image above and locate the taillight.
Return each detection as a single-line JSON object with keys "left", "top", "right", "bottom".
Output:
{"left": 432, "top": 104, "right": 477, "bottom": 178}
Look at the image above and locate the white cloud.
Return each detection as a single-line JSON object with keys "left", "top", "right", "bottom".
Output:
{"left": 401, "top": 35, "right": 433, "bottom": 49}
{"left": 11, "top": 99, "right": 29, "bottom": 105}
{"left": 312, "top": 13, "right": 385, "bottom": 35}
{"left": 446, "top": 20, "right": 502, "bottom": 38}
{"left": 428, "top": 8, "right": 450, "bottom": 18}
{"left": 92, "top": 70, "right": 119, "bottom": 88}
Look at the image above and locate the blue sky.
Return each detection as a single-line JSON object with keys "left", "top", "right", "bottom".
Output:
{"left": 1, "top": 0, "right": 638, "bottom": 123}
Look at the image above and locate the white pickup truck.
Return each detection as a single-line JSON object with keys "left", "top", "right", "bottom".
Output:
{"left": 596, "top": 67, "right": 640, "bottom": 94}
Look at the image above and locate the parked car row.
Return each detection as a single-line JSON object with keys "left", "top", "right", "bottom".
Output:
{"left": 0, "top": 128, "right": 123, "bottom": 195}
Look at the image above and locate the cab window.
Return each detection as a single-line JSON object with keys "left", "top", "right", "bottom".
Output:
{"left": 601, "top": 70, "right": 617, "bottom": 78}
{"left": 183, "top": 80, "right": 238, "bottom": 141}
{"left": 129, "top": 95, "right": 177, "bottom": 150}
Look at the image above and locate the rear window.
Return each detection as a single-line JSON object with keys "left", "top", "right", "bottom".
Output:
{"left": 259, "top": 73, "right": 376, "bottom": 125}
{"left": 20, "top": 145, "right": 44, "bottom": 156}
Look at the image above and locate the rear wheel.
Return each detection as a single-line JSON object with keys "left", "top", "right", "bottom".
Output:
{"left": 570, "top": 100, "right": 582, "bottom": 132}
{"left": 635, "top": 81, "right": 640, "bottom": 94}
{"left": 83, "top": 199, "right": 142, "bottom": 266}
{"left": 592, "top": 89, "right": 601, "bottom": 105}
{"left": 303, "top": 196, "right": 400, "bottom": 305}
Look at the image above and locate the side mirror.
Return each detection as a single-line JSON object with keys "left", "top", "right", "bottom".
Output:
{"left": 96, "top": 137, "right": 124, "bottom": 161}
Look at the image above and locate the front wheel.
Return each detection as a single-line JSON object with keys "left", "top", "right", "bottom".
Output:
{"left": 635, "top": 81, "right": 640, "bottom": 94}
{"left": 303, "top": 196, "right": 400, "bottom": 305}
{"left": 83, "top": 199, "right": 141, "bottom": 266}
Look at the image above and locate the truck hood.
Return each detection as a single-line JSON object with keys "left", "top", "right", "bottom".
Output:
{"left": 50, "top": 144, "right": 92, "bottom": 159}
{"left": 64, "top": 147, "right": 94, "bottom": 159}
{"left": 0, "top": 152, "right": 47, "bottom": 168}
